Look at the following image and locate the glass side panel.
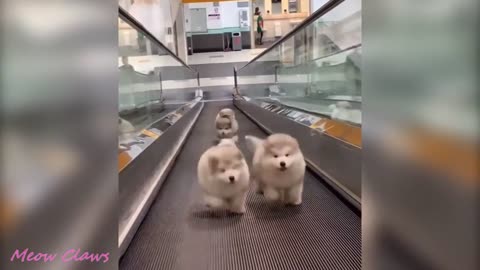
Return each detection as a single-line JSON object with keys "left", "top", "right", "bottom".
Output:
{"left": 118, "top": 17, "right": 198, "bottom": 144}
{"left": 237, "top": 0, "right": 361, "bottom": 125}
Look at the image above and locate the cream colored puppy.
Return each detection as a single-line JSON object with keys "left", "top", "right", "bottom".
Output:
{"left": 215, "top": 108, "right": 239, "bottom": 141}
{"left": 218, "top": 138, "right": 236, "bottom": 147}
{"left": 197, "top": 141, "right": 249, "bottom": 213}
{"left": 329, "top": 101, "right": 361, "bottom": 124}
{"left": 246, "top": 134, "right": 306, "bottom": 205}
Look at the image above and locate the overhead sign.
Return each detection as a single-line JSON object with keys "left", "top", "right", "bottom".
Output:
{"left": 208, "top": 7, "right": 221, "bottom": 20}
{"left": 208, "top": 13, "right": 221, "bottom": 20}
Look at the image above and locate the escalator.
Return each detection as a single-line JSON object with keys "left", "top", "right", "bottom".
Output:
{"left": 120, "top": 102, "right": 361, "bottom": 270}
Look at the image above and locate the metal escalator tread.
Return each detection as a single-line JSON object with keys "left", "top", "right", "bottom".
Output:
{"left": 120, "top": 101, "right": 361, "bottom": 270}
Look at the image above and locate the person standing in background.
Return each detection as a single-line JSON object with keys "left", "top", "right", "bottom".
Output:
{"left": 257, "top": 11, "right": 264, "bottom": 45}
{"left": 119, "top": 56, "right": 135, "bottom": 72}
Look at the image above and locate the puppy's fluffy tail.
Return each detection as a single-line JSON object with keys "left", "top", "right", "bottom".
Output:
{"left": 245, "top": 135, "right": 263, "bottom": 153}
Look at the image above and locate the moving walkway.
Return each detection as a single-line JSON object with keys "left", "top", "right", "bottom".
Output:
{"left": 118, "top": 0, "right": 361, "bottom": 269}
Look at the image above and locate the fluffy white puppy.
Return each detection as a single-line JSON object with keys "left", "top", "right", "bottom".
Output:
{"left": 215, "top": 108, "right": 239, "bottom": 141}
{"left": 246, "top": 134, "right": 306, "bottom": 205}
{"left": 197, "top": 142, "right": 250, "bottom": 213}
{"left": 329, "top": 101, "right": 362, "bottom": 124}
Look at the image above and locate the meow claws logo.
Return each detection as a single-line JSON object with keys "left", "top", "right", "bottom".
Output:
{"left": 11, "top": 248, "right": 110, "bottom": 263}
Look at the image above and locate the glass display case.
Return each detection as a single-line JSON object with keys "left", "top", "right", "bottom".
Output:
{"left": 118, "top": 12, "right": 199, "bottom": 168}
{"left": 236, "top": 0, "right": 361, "bottom": 125}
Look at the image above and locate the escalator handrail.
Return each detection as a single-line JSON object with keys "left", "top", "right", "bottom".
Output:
{"left": 119, "top": 7, "right": 198, "bottom": 75}
{"left": 238, "top": 0, "right": 344, "bottom": 71}
{"left": 278, "top": 43, "right": 362, "bottom": 70}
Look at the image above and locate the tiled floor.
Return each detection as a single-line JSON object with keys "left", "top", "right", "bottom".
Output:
{"left": 187, "top": 49, "right": 265, "bottom": 65}
{"left": 254, "top": 40, "right": 277, "bottom": 49}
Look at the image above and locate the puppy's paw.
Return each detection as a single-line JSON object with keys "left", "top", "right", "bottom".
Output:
{"left": 255, "top": 183, "right": 264, "bottom": 195}
{"left": 253, "top": 180, "right": 264, "bottom": 194}
{"left": 230, "top": 206, "right": 246, "bottom": 214}
{"left": 204, "top": 196, "right": 225, "bottom": 209}
{"left": 285, "top": 198, "right": 302, "bottom": 206}
{"left": 264, "top": 188, "right": 280, "bottom": 201}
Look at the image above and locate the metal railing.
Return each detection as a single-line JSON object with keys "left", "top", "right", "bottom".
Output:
{"left": 119, "top": 7, "right": 199, "bottom": 78}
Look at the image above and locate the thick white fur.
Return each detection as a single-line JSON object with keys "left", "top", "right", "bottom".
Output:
{"left": 245, "top": 134, "right": 306, "bottom": 205}
{"left": 197, "top": 143, "right": 250, "bottom": 213}
{"left": 215, "top": 108, "right": 239, "bottom": 142}
{"left": 118, "top": 117, "right": 136, "bottom": 142}
{"left": 119, "top": 117, "right": 135, "bottom": 134}
{"left": 218, "top": 138, "right": 236, "bottom": 147}
{"left": 245, "top": 135, "right": 262, "bottom": 154}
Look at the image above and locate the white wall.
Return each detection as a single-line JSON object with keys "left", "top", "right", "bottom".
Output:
{"left": 126, "top": 0, "right": 172, "bottom": 42}
{"left": 185, "top": 1, "right": 250, "bottom": 31}
{"left": 321, "top": 0, "right": 361, "bottom": 21}
{"left": 187, "top": 2, "right": 221, "bottom": 29}
{"left": 184, "top": 7, "right": 191, "bottom": 32}
{"left": 175, "top": 5, "right": 188, "bottom": 62}
{"left": 310, "top": 0, "right": 361, "bottom": 21}
{"left": 121, "top": 0, "right": 178, "bottom": 51}
{"left": 221, "top": 1, "right": 249, "bottom": 28}
{"left": 252, "top": 0, "right": 265, "bottom": 15}
{"left": 310, "top": 0, "right": 328, "bottom": 13}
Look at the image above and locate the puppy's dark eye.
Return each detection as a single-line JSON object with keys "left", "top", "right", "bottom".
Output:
{"left": 285, "top": 154, "right": 289, "bottom": 157}
{"left": 274, "top": 155, "right": 278, "bottom": 158}
{"left": 220, "top": 169, "right": 226, "bottom": 173}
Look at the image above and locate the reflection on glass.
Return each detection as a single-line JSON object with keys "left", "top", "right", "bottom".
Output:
{"left": 118, "top": 17, "right": 198, "bottom": 147}
{"left": 237, "top": 0, "right": 361, "bottom": 125}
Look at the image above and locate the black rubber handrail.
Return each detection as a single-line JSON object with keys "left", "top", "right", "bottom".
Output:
{"left": 238, "top": 0, "right": 344, "bottom": 71}
{"left": 119, "top": 6, "right": 198, "bottom": 74}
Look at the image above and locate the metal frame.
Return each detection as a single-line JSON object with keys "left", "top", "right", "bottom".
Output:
{"left": 281, "top": 44, "right": 362, "bottom": 70}
{"left": 119, "top": 101, "right": 204, "bottom": 256}
{"left": 233, "top": 66, "right": 238, "bottom": 90}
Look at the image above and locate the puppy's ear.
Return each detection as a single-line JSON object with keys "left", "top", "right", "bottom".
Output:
{"left": 209, "top": 156, "right": 219, "bottom": 171}
{"left": 263, "top": 140, "right": 274, "bottom": 154}
{"left": 263, "top": 139, "right": 270, "bottom": 149}
{"left": 235, "top": 150, "right": 244, "bottom": 161}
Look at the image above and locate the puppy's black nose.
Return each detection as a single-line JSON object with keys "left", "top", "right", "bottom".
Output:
{"left": 280, "top": 161, "right": 286, "bottom": 168}
{"left": 229, "top": 176, "right": 235, "bottom": 182}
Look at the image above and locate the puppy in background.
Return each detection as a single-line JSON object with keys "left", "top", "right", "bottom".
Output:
{"left": 215, "top": 108, "right": 239, "bottom": 141}
{"left": 197, "top": 141, "right": 250, "bottom": 214}
{"left": 246, "top": 134, "right": 305, "bottom": 206}
{"left": 329, "top": 101, "right": 361, "bottom": 124}
{"left": 118, "top": 117, "right": 137, "bottom": 144}
{"left": 118, "top": 117, "right": 135, "bottom": 134}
